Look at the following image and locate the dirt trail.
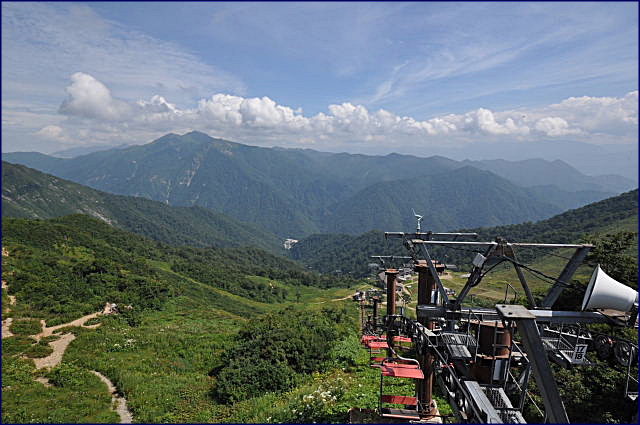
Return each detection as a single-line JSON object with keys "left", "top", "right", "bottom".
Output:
{"left": 36, "top": 312, "right": 102, "bottom": 340}
{"left": 2, "top": 245, "right": 131, "bottom": 422}
{"left": 2, "top": 279, "right": 17, "bottom": 307}
{"left": 332, "top": 294, "right": 354, "bottom": 302}
{"left": 32, "top": 333, "right": 76, "bottom": 369}
{"left": 92, "top": 371, "right": 134, "bottom": 424}
{"left": 2, "top": 317, "right": 14, "bottom": 338}
{"left": 2, "top": 246, "right": 17, "bottom": 335}
{"left": 30, "top": 311, "right": 103, "bottom": 368}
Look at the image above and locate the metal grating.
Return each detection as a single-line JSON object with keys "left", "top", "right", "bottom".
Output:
{"left": 483, "top": 387, "right": 514, "bottom": 409}
{"left": 447, "top": 344, "right": 472, "bottom": 359}
{"left": 441, "top": 332, "right": 477, "bottom": 347}
{"left": 481, "top": 387, "right": 526, "bottom": 424}
{"left": 497, "top": 410, "right": 527, "bottom": 424}
{"left": 541, "top": 337, "right": 571, "bottom": 351}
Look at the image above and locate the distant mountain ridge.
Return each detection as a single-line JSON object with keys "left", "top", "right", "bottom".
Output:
{"left": 2, "top": 131, "right": 623, "bottom": 237}
{"left": 2, "top": 161, "right": 283, "bottom": 252}
{"left": 462, "top": 158, "right": 634, "bottom": 193}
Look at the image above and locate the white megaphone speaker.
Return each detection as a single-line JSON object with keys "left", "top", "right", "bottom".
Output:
{"left": 581, "top": 265, "right": 638, "bottom": 312}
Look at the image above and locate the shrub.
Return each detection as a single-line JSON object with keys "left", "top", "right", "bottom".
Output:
{"left": 328, "top": 334, "right": 360, "bottom": 369}
{"left": 9, "top": 318, "right": 42, "bottom": 336}
{"left": 24, "top": 341, "right": 54, "bottom": 358}
{"left": 47, "top": 362, "right": 94, "bottom": 390}
{"left": 2, "top": 335, "right": 37, "bottom": 356}
{"left": 213, "top": 305, "right": 352, "bottom": 403}
{"left": 2, "top": 356, "right": 36, "bottom": 387}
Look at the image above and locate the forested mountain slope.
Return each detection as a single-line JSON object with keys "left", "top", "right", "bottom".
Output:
{"left": 290, "top": 189, "right": 638, "bottom": 276}
{"left": 2, "top": 161, "right": 283, "bottom": 253}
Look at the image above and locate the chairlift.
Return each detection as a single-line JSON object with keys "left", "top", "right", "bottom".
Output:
{"left": 378, "top": 354, "right": 424, "bottom": 420}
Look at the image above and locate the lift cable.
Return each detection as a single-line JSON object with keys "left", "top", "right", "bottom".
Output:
{"left": 497, "top": 255, "right": 585, "bottom": 291}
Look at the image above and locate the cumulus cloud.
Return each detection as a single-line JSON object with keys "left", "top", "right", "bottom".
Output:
{"left": 546, "top": 91, "right": 638, "bottom": 134}
{"left": 47, "top": 73, "right": 638, "bottom": 149}
{"left": 35, "top": 124, "right": 70, "bottom": 143}
{"left": 59, "top": 73, "right": 131, "bottom": 121}
{"left": 534, "top": 117, "right": 580, "bottom": 137}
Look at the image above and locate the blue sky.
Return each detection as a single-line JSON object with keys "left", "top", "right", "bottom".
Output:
{"left": 2, "top": 1, "right": 638, "bottom": 157}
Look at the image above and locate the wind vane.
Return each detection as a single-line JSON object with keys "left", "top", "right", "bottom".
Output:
{"left": 412, "top": 208, "right": 423, "bottom": 233}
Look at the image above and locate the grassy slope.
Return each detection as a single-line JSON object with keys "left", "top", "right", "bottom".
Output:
{"left": 1, "top": 215, "right": 362, "bottom": 423}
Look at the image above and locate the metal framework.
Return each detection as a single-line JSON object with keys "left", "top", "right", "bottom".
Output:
{"left": 358, "top": 230, "right": 638, "bottom": 423}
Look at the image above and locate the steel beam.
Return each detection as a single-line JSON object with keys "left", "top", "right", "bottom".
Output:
{"left": 504, "top": 245, "right": 536, "bottom": 308}
{"left": 411, "top": 240, "right": 591, "bottom": 249}
{"left": 541, "top": 246, "right": 591, "bottom": 309}
{"left": 496, "top": 304, "right": 570, "bottom": 424}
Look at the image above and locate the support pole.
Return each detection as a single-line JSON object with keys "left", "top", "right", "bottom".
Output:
{"left": 542, "top": 246, "right": 591, "bottom": 308}
{"left": 372, "top": 297, "right": 379, "bottom": 329}
{"left": 385, "top": 269, "right": 399, "bottom": 357}
{"left": 496, "top": 305, "right": 570, "bottom": 423}
{"left": 505, "top": 245, "right": 537, "bottom": 308}
{"left": 415, "top": 264, "right": 436, "bottom": 415}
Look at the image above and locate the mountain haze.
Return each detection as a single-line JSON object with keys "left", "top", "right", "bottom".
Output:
{"left": 463, "top": 158, "right": 635, "bottom": 193}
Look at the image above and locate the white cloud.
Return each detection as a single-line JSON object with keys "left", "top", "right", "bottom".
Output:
{"left": 35, "top": 125, "right": 70, "bottom": 143}
{"left": 547, "top": 91, "right": 638, "bottom": 134}
{"left": 59, "top": 72, "right": 131, "bottom": 121}
{"left": 29, "top": 73, "right": 640, "bottom": 151}
{"left": 533, "top": 117, "right": 580, "bottom": 137}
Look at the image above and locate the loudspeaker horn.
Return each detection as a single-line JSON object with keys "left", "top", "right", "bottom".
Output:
{"left": 581, "top": 265, "right": 638, "bottom": 312}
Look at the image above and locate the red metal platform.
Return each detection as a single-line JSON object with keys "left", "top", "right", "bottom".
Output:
{"left": 380, "top": 395, "right": 418, "bottom": 405}
{"left": 361, "top": 334, "right": 386, "bottom": 344}
{"left": 380, "top": 362, "right": 424, "bottom": 379}
{"left": 379, "top": 407, "right": 421, "bottom": 420}
{"left": 367, "top": 340, "right": 390, "bottom": 349}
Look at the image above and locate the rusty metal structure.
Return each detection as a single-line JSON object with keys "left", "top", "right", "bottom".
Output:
{"left": 359, "top": 229, "right": 638, "bottom": 423}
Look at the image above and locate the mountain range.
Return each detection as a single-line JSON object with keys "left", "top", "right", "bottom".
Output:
{"left": 3, "top": 131, "right": 633, "bottom": 238}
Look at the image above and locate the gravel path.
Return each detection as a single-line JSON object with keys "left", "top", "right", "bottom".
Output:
{"left": 36, "top": 312, "right": 101, "bottom": 340}
{"left": 92, "top": 371, "right": 134, "bottom": 423}
{"left": 2, "top": 245, "right": 132, "bottom": 422}
{"left": 2, "top": 279, "right": 17, "bottom": 307}
{"left": 2, "top": 317, "right": 14, "bottom": 338}
{"left": 32, "top": 333, "right": 76, "bottom": 369}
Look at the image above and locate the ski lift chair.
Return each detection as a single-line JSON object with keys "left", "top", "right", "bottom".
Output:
{"left": 378, "top": 355, "right": 424, "bottom": 420}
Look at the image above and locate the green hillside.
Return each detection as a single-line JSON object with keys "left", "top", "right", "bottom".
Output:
{"left": 4, "top": 131, "right": 613, "bottom": 238}
{"left": 2, "top": 161, "right": 283, "bottom": 253}
{"left": 2, "top": 214, "right": 371, "bottom": 423}
{"left": 291, "top": 189, "right": 638, "bottom": 277}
